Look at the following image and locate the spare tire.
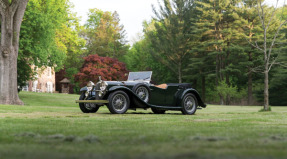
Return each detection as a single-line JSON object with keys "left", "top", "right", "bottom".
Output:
{"left": 132, "top": 84, "right": 150, "bottom": 108}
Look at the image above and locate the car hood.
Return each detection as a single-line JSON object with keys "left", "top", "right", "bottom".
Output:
{"left": 104, "top": 81, "right": 148, "bottom": 86}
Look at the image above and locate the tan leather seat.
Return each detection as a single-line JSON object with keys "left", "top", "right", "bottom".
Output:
{"left": 155, "top": 84, "right": 168, "bottom": 89}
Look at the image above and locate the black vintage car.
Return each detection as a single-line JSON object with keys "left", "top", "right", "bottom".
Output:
{"left": 76, "top": 71, "right": 206, "bottom": 115}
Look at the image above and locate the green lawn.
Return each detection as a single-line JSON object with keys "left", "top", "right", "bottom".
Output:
{"left": 0, "top": 92, "right": 287, "bottom": 159}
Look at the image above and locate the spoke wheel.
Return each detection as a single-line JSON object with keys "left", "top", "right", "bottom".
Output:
{"left": 107, "top": 91, "right": 130, "bottom": 114}
{"left": 181, "top": 93, "right": 197, "bottom": 115}
{"left": 79, "top": 93, "right": 100, "bottom": 113}
{"left": 135, "top": 86, "right": 149, "bottom": 102}
{"left": 132, "top": 85, "right": 150, "bottom": 108}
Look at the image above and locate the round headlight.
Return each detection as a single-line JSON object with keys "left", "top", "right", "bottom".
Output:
{"left": 87, "top": 81, "right": 95, "bottom": 87}
{"left": 100, "top": 81, "right": 108, "bottom": 91}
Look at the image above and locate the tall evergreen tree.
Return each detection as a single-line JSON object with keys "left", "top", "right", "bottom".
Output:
{"left": 237, "top": 0, "right": 263, "bottom": 105}
{"left": 189, "top": 0, "right": 245, "bottom": 104}
{"left": 147, "top": 0, "right": 194, "bottom": 83}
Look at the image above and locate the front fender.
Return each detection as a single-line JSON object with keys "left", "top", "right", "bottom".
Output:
{"left": 80, "top": 86, "right": 88, "bottom": 93}
{"left": 107, "top": 86, "right": 150, "bottom": 107}
{"left": 179, "top": 88, "right": 206, "bottom": 108}
{"left": 108, "top": 86, "right": 133, "bottom": 93}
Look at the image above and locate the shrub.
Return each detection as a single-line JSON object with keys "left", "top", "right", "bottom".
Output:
{"left": 74, "top": 54, "right": 128, "bottom": 87}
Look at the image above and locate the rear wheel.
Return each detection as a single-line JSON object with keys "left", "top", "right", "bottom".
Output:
{"left": 107, "top": 91, "right": 130, "bottom": 114}
{"left": 181, "top": 93, "right": 197, "bottom": 115}
{"left": 79, "top": 93, "right": 100, "bottom": 113}
{"left": 151, "top": 108, "right": 166, "bottom": 114}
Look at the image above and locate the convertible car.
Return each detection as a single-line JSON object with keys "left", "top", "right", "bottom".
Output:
{"left": 75, "top": 71, "right": 206, "bottom": 115}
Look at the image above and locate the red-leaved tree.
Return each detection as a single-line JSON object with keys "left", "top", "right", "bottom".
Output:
{"left": 75, "top": 54, "right": 128, "bottom": 87}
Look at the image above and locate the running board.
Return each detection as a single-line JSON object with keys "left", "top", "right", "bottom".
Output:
{"left": 75, "top": 100, "right": 109, "bottom": 104}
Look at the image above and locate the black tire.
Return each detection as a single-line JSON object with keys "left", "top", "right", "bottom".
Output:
{"left": 181, "top": 93, "right": 198, "bottom": 115}
{"left": 107, "top": 91, "right": 130, "bottom": 114}
{"left": 151, "top": 108, "right": 166, "bottom": 114}
{"left": 79, "top": 93, "right": 100, "bottom": 113}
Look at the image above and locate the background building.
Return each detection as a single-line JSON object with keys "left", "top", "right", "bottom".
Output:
{"left": 22, "top": 67, "right": 55, "bottom": 93}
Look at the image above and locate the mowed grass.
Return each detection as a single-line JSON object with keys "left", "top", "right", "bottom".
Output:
{"left": 0, "top": 92, "right": 287, "bottom": 159}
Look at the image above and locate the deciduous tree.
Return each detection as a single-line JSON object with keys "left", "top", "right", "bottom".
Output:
{"left": 0, "top": 0, "right": 29, "bottom": 105}
{"left": 84, "top": 9, "right": 128, "bottom": 60}
{"left": 253, "top": 0, "right": 287, "bottom": 110}
{"left": 17, "top": 0, "right": 70, "bottom": 89}
{"left": 74, "top": 54, "right": 128, "bottom": 87}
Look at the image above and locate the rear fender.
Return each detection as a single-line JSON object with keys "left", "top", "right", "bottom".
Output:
{"left": 179, "top": 89, "right": 206, "bottom": 108}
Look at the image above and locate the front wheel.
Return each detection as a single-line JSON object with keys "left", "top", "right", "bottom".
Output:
{"left": 107, "top": 91, "right": 130, "bottom": 114}
{"left": 181, "top": 93, "right": 198, "bottom": 115}
{"left": 79, "top": 93, "right": 100, "bottom": 113}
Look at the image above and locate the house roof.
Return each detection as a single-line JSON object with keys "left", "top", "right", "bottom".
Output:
{"left": 60, "top": 78, "right": 70, "bottom": 83}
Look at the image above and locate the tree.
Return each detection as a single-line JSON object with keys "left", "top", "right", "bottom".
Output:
{"left": 268, "top": 6, "right": 287, "bottom": 106}
{"left": 269, "top": 59, "right": 287, "bottom": 106}
{"left": 18, "top": 0, "right": 70, "bottom": 89}
{"left": 74, "top": 54, "right": 128, "bottom": 87}
{"left": 238, "top": 0, "right": 263, "bottom": 105}
{"left": 124, "top": 25, "right": 177, "bottom": 84}
{"left": 252, "top": 0, "right": 287, "bottom": 110}
{"left": 147, "top": 0, "right": 194, "bottom": 83}
{"left": 56, "top": 10, "right": 86, "bottom": 93}
{"left": 187, "top": 0, "right": 246, "bottom": 105}
{"left": 0, "top": 0, "right": 29, "bottom": 105}
{"left": 84, "top": 9, "right": 129, "bottom": 60}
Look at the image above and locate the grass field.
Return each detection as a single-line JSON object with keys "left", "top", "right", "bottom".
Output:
{"left": 0, "top": 92, "right": 287, "bottom": 159}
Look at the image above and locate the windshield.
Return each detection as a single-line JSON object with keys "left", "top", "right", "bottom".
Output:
{"left": 127, "top": 71, "right": 152, "bottom": 82}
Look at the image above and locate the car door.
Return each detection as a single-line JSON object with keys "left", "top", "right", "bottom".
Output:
{"left": 164, "top": 85, "right": 181, "bottom": 106}
{"left": 149, "top": 86, "right": 166, "bottom": 106}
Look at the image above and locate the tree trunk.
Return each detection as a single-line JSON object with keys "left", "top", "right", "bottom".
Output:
{"left": 247, "top": 71, "right": 253, "bottom": 105}
{"left": 264, "top": 68, "right": 269, "bottom": 111}
{"left": 225, "top": 73, "right": 230, "bottom": 105}
{"left": 201, "top": 76, "right": 205, "bottom": 102}
{"left": 178, "top": 62, "right": 182, "bottom": 83}
{"left": 219, "top": 95, "right": 224, "bottom": 105}
{"left": 0, "top": 0, "right": 29, "bottom": 105}
{"left": 247, "top": 52, "right": 253, "bottom": 105}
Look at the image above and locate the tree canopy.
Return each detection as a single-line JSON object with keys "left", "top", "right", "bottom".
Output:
{"left": 84, "top": 8, "right": 129, "bottom": 60}
{"left": 123, "top": 0, "right": 287, "bottom": 106}
{"left": 75, "top": 54, "right": 128, "bottom": 87}
{"left": 1, "top": 0, "right": 287, "bottom": 106}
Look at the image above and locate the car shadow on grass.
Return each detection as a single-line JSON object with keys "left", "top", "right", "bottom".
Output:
{"left": 98, "top": 112, "right": 185, "bottom": 115}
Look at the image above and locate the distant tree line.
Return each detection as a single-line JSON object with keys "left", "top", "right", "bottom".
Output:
{"left": 125, "top": 0, "right": 287, "bottom": 106}
{"left": 16, "top": 0, "right": 287, "bottom": 106}
{"left": 17, "top": 0, "right": 129, "bottom": 94}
